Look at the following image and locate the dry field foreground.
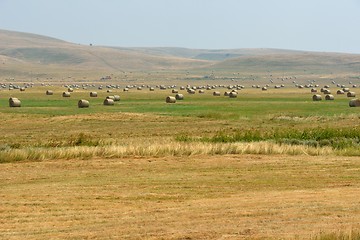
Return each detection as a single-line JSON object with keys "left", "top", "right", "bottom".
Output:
{"left": 1, "top": 154, "right": 360, "bottom": 239}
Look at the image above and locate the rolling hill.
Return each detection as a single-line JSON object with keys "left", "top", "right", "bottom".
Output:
{"left": 1, "top": 29, "right": 360, "bottom": 80}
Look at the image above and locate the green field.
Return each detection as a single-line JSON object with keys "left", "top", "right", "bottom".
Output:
{"left": 1, "top": 84, "right": 360, "bottom": 158}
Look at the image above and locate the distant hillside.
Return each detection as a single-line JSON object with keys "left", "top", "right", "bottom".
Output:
{"left": 0, "top": 29, "right": 213, "bottom": 78}
{"left": 209, "top": 52, "right": 360, "bottom": 74}
{"left": 114, "top": 47, "right": 302, "bottom": 61}
{"left": 1, "top": 29, "right": 360, "bottom": 80}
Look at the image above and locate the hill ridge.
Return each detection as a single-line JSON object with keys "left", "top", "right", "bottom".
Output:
{"left": 1, "top": 29, "right": 360, "bottom": 79}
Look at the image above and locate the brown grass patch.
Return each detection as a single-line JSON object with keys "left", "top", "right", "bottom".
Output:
{"left": 1, "top": 155, "right": 360, "bottom": 239}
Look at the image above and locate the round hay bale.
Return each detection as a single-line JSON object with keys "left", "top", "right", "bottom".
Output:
{"left": 180, "top": 86, "right": 185, "bottom": 90}
{"left": 312, "top": 94, "right": 322, "bottom": 101}
{"left": 347, "top": 91, "right": 356, "bottom": 97}
{"left": 103, "top": 98, "right": 114, "bottom": 106}
{"left": 113, "top": 95, "right": 120, "bottom": 101}
{"left": 172, "top": 89, "right": 179, "bottom": 93}
{"left": 198, "top": 90, "right": 205, "bottom": 94}
{"left": 46, "top": 90, "right": 53, "bottom": 95}
{"left": 336, "top": 90, "right": 344, "bottom": 95}
{"left": 229, "top": 92, "right": 238, "bottom": 98}
{"left": 149, "top": 87, "right": 155, "bottom": 91}
{"left": 323, "top": 89, "right": 331, "bottom": 94}
{"left": 349, "top": 99, "right": 360, "bottom": 107}
{"left": 9, "top": 97, "right": 21, "bottom": 107}
{"left": 311, "top": 88, "right": 317, "bottom": 93}
{"left": 325, "top": 94, "right": 334, "bottom": 100}
{"left": 213, "top": 91, "right": 221, "bottom": 96}
{"left": 123, "top": 88, "right": 129, "bottom": 92}
{"left": 68, "top": 88, "right": 74, "bottom": 92}
{"left": 137, "top": 87, "right": 142, "bottom": 90}
{"left": 224, "top": 91, "right": 230, "bottom": 96}
{"left": 175, "top": 94, "right": 184, "bottom": 100}
{"left": 187, "top": 89, "right": 195, "bottom": 94}
{"left": 20, "top": 87, "right": 25, "bottom": 91}
{"left": 343, "top": 87, "right": 350, "bottom": 92}
{"left": 166, "top": 96, "right": 176, "bottom": 103}
{"left": 62, "top": 91, "right": 71, "bottom": 97}
{"left": 106, "top": 95, "right": 115, "bottom": 100}
{"left": 262, "top": 87, "right": 267, "bottom": 91}
{"left": 90, "top": 91, "right": 98, "bottom": 97}
{"left": 107, "top": 89, "right": 112, "bottom": 93}
{"left": 78, "top": 99, "right": 89, "bottom": 108}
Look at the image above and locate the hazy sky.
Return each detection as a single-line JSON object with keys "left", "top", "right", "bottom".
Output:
{"left": 1, "top": 0, "right": 360, "bottom": 53}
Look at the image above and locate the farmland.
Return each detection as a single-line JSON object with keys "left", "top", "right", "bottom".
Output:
{"left": 2, "top": 29, "right": 360, "bottom": 239}
{"left": 1, "top": 77, "right": 360, "bottom": 239}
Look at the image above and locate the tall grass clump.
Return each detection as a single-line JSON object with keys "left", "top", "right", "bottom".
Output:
{"left": 39, "top": 133, "right": 103, "bottom": 147}
{"left": 177, "top": 127, "right": 360, "bottom": 150}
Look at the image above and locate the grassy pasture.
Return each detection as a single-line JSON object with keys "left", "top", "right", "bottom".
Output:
{"left": 1, "top": 82, "right": 360, "bottom": 239}
{"left": 1, "top": 84, "right": 360, "bottom": 156}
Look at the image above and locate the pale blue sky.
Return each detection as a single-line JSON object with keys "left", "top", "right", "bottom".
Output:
{"left": 1, "top": 0, "right": 360, "bottom": 53}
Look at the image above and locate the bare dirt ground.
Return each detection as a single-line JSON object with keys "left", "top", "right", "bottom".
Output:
{"left": 1, "top": 154, "right": 360, "bottom": 239}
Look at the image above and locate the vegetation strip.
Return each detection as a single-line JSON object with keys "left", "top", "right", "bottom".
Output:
{"left": 177, "top": 127, "right": 360, "bottom": 150}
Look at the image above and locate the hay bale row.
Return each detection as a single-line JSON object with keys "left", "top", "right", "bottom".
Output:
{"left": 106, "top": 95, "right": 120, "bottom": 101}
{"left": 313, "top": 94, "right": 334, "bottom": 101}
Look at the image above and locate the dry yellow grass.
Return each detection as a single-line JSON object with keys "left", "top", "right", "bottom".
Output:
{"left": 0, "top": 140, "right": 334, "bottom": 163}
{"left": 1, "top": 155, "right": 360, "bottom": 239}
